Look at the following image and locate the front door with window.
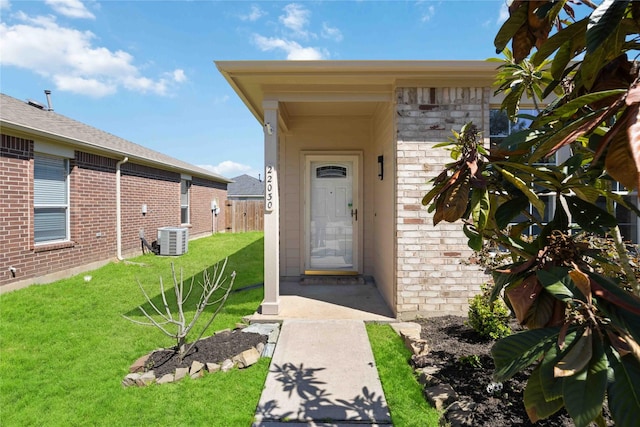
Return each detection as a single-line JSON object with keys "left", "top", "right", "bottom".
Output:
{"left": 306, "top": 155, "right": 359, "bottom": 273}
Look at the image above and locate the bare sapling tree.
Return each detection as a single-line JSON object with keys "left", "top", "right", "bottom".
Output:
{"left": 124, "top": 257, "right": 236, "bottom": 362}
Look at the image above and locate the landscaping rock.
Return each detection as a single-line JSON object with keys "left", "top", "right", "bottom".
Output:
{"left": 122, "top": 373, "right": 141, "bottom": 387}
{"left": 129, "top": 353, "right": 151, "bottom": 373}
{"left": 390, "top": 322, "right": 422, "bottom": 340}
{"left": 262, "top": 343, "right": 276, "bottom": 358}
{"left": 157, "top": 374, "right": 174, "bottom": 384}
{"left": 446, "top": 400, "right": 477, "bottom": 427}
{"left": 268, "top": 328, "right": 279, "bottom": 344}
{"left": 137, "top": 371, "right": 156, "bottom": 386}
{"left": 233, "top": 347, "right": 260, "bottom": 368}
{"left": 206, "top": 362, "right": 221, "bottom": 373}
{"left": 243, "top": 322, "right": 280, "bottom": 337}
{"left": 174, "top": 367, "right": 189, "bottom": 382}
{"left": 221, "top": 358, "right": 235, "bottom": 372}
{"left": 408, "top": 338, "right": 429, "bottom": 357}
{"left": 235, "top": 323, "right": 247, "bottom": 330}
{"left": 424, "top": 383, "right": 457, "bottom": 411}
{"left": 256, "top": 342, "right": 265, "bottom": 355}
{"left": 416, "top": 371, "right": 439, "bottom": 388}
{"left": 190, "top": 361, "right": 205, "bottom": 376}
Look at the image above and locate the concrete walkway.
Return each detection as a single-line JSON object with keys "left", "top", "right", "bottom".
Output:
{"left": 253, "top": 319, "right": 392, "bottom": 426}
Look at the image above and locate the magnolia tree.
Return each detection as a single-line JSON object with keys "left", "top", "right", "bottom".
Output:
{"left": 423, "top": 1, "right": 640, "bottom": 426}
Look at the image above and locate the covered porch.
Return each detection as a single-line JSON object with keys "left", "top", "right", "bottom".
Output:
{"left": 217, "top": 61, "right": 401, "bottom": 318}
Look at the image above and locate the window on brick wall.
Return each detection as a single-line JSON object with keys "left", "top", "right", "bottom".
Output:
{"left": 181, "top": 179, "right": 190, "bottom": 224}
{"left": 34, "top": 153, "right": 69, "bottom": 244}
{"left": 490, "top": 109, "right": 639, "bottom": 243}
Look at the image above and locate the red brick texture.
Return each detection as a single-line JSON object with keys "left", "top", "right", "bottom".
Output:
{"left": 1, "top": 133, "right": 227, "bottom": 288}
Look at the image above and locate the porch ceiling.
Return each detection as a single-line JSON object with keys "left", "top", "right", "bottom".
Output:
{"left": 215, "top": 60, "right": 498, "bottom": 129}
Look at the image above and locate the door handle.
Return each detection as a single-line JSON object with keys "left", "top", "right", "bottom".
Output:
{"left": 351, "top": 208, "right": 357, "bottom": 221}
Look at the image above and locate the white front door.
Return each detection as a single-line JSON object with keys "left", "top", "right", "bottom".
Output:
{"left": 306, "top": 155, "right": 359, "bottom": 273}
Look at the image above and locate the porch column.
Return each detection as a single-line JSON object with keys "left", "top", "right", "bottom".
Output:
{"left": 261, "top": 100, "right": 280, "bottom": 315}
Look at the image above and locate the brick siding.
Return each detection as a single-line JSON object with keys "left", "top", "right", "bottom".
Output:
{"left": 395, "top": 87, "right": 491, "bottom": 318}
{"left": 1, "top": 133, "right": 227, "bottom": 289}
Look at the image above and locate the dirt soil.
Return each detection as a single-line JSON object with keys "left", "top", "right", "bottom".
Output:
{"left": 414, "top": 316, "right": 613, "bottom": 427}
{"left": 146, "top": 329, "right": 267, "bottom": 377}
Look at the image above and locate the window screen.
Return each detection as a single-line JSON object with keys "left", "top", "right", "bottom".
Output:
{"left": 34, "top": 153, "right": 69, "bottom": 243}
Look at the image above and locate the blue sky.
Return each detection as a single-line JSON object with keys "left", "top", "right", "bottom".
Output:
{"left": 0, "top": 0, "right": 510, "bottom": 179}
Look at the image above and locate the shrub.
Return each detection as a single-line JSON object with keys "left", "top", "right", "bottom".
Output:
{"left": 467, "top": 284, "right": 511, "bottom": 340}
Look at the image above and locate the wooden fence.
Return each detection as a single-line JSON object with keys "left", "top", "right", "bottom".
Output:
{"left": 224, "top": 200, "right": 264, "bottom": 233}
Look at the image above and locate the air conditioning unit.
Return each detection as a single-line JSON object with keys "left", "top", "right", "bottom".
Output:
{"left": 157, "top": 227, "right": 188, "bottom": 256}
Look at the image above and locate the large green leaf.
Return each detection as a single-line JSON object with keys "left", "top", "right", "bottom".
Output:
{"left": 471, "top": 188, "right": 490, "bottom": 232}
{"left": 565, "top": 195, "right": 617, "bottom": 234}
{"left": 551, "top": 40, "right": 573, "bottom": 81}
{"left": 586, "top": 0, "right": 629, "bottom": 54}
{"left": 536, "top": 90, "right": 626, "bottom": 127}
{"left": 495, "top": 165, "right": 545, "bottom": 218}
{"left": 540, "top": 329, "right": 579, "bottom": 401}
{"left": 606, "top": 347, "right": 640, "bottom": 427}
{"left": 463, "top": 224, "right": 482, "bottom": 251}
{"left": 563, "top": 337, "right": 608, "bottom": 427}
{"left": 492, "top": 327, "right": 561, "bottom": 382}
{"left": 524, "top": 364, "right": 564, "bottom": 422}
{"left": 532, "top": 18, "right": 588, "bottom": 66}
{"left": 494, "top": 4, "right": 529, "bottom": 53}
{"left": 495, "top": 196, "right": 530, "bottom": 229}
{"left": 536, "top": 267, "right": 576, "bottom": 303}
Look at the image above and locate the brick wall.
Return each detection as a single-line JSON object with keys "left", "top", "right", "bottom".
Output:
{"left": 395, "top": 87, "right": 491, "bottom": 319}
{"left": 1, "top": 133, "right": 227, "bottom": 289}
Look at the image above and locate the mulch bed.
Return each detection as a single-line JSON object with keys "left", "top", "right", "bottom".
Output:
{"left": 145, "top": 329, "right": 267, "bottom": 377}
{"left": 413, "top": 316, "right": 614, "bottom": 427}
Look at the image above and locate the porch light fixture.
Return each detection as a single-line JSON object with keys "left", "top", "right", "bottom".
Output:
{"left": 377, "top": 155, "right": 384, "bottom": 180}
{"left": 264, "top": 122, "right": 273, "bottom": 135}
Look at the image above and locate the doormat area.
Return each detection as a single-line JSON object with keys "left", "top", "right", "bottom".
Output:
{"left": 299, "top": 275, "right": 367, "bottom": 285}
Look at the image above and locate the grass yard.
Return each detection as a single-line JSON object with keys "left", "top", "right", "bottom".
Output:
{"left": 0, "top": 232, "right": 267, "bottom": 427}
{"left": 1, "top": 231, "right": 439, "bottom": 426}
{"left": 367, "top": 323, "right": 441, "bottom": 427}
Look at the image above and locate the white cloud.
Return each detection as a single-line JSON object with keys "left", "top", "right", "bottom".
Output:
{"left": 0, "top": 0, "right": 11, "bottom": 11}
{"left": 253, "top": 34, "right": 325, "bottom": 60}
{"left": 497, "top": 3, "right": 509, "bottom": 25}
{"left": 241, "top": 4, "right": 265, "bottom": 22}
{"left": 421, "top": 5, "right": 435, "bottom": 22}
{"left": 171, "top": 69, "right": 186, "bottom": 83}
{"left": 199, "top": 161, "right": 258, "bottom": 179}
{"left": 321, "top": 23, "right": 342, "bottom": 42}
{"left": 279, "top": 3, "right": 311, "bottom": 38}
{"left": 45, "top": 0, "right": 95, "bottom": 19}
{"left": 0, "top": 12, "right": 185, "bottom": 97}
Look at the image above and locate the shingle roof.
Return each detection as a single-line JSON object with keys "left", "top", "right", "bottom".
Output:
{"left": 0, "top": 93, "right": 230, "bottom": 183}
{"left": 228, "top": 174, "right": 264, "bottom": 197}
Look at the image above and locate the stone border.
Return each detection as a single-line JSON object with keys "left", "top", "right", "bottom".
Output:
{"left": 390, "top": 322, "right": 475, "bottom": 427}
{"left": 123, "top": 323, "right": 280, "bottom": 387}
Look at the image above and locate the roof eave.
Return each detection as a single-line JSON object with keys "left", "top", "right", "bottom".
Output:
{"left": 1, "top": 119, "right": 232, "bottom": 184}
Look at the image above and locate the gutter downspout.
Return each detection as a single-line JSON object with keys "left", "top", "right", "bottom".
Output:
{"left": 116, "top": 157, "right": 129, "bottom": 260}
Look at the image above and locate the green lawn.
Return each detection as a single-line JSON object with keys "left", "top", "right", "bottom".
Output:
{"left": 1, "top": 232, "right": 439, "bottom": 426}
{"left": 367, "top": 323, "right": 441, "bottom": 427}
{"left": 0, "top": 232, "right": 267, "bottom": 427}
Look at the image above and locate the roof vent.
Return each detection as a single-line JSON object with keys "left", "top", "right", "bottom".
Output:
{"left": 27, "top": 99, "right": 46, "bottom": 110}
{"left": 44, "top": 90, "right": 54, "bottom": 111}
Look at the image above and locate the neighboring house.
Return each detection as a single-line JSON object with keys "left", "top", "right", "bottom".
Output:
{"left": 225, "top": 174, "right": 265, "bottom": 232}
{"left": 0, "top": 93, "right": 230, "bottom": 291}
{"left": 215, "top": 60, "right": 519, "bottom": 319}
{"left": 227, "top": 174, "right": 265, "bottom": 200}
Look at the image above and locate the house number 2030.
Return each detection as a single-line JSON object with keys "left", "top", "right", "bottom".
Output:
{"left": 265, "top": 165, "right": 275, "bottom": 212}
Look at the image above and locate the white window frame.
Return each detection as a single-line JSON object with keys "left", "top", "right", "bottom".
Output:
{"left": 34, "top": 152, "right": 70, "bottom": 245}
{"left": 180, "top": 177, "right": 191, "bottom": 225}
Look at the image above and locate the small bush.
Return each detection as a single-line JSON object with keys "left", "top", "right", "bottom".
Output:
{"left": 467, "top": 284, "right": 512, "bottom": 340}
